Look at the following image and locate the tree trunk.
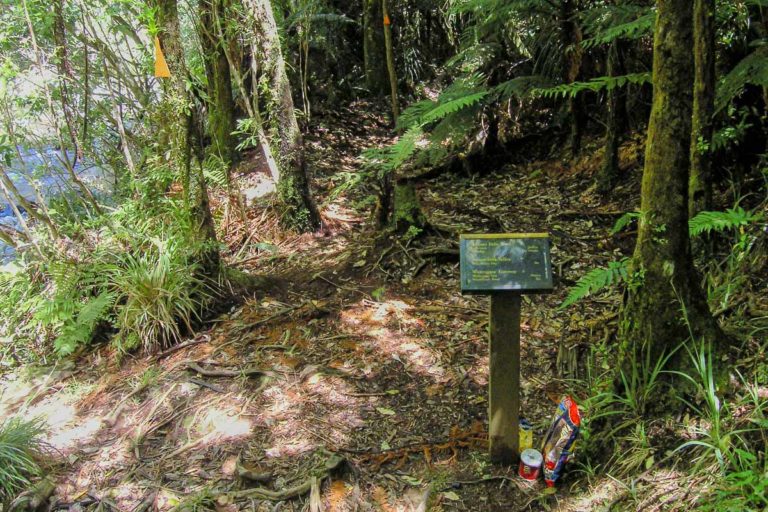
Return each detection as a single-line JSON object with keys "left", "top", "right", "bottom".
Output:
{"left": 247, "top": 0, "right": 321, "bottom": 232}
{"left": 689, "top": 0, "right": 715, "bottom": 218}
{"left": 598, "top": 40, "right": 628, "bottom": 193}
{"left": 155, "top": 0, "right": 220, "bottom": 274}
{"left": 363, "top": 0, "right": 387, "bottom": 95}
{"left": 620, "top": 0, "right": 723, "bottom": 392}
{"left": 560, "top": 0, "right": 584, "bottom": 156}
{"left": 199, "top": 0, "right": 237, "bottom": 166}
{"left": 382, "top": 0, "right": 399, "bottom": 122}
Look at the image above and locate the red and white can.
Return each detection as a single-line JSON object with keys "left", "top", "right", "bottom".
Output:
{"left": 518, "top": 449, "right": 543, "bottom": 481}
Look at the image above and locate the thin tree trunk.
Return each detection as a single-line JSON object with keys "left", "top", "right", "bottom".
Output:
{"left": 21, "top": 0, "right": 102, "bottom": 216}
{"left": 382, "top": 0, "right": 399, "bottom": 122}
{"left": 598, "top": 40, "right": 627, "bottom": 193}
{"left": 155, "top": 0, "right": 220, "bottom": 274}
{"left": 689, "top": 0, "right": 716, "bottom": 218}
{"left": 621, "top": 0, "right": 723, "bottom": 391}
{"left": 247, "top": 0, "right": 321, "bottom": 232}
{"left": 220, "top": 33, "right": 282, "bottom": 184}
{"left": 560, "top": 0, "right": 584, "bottom": 156}
{"left": 53, "top": 0, "right": 83, "bottom": 162}
{"left": 363, "top": 0, "right": 387, "bottom": 95}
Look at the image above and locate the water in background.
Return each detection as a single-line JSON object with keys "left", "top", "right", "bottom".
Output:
{"left": 1, "top": 148, "right": 111, "bottom": 263}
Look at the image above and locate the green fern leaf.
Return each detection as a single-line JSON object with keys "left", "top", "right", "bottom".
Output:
{"left": 715, "top": 46, "right": 768, "bottom": 113}
{"left": 536, "top": 73, "right": 651, "bottom": 99}
{"left": 689, "top": 207, "right": 763, "bottom": 237}
{"left": 560, "top": 258, "right": 629, "bottom": 309}
{"left": 611, "top": 212, "right": 641, "bottom": 235}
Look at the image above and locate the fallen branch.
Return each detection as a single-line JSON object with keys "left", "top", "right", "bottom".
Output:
{"left": 186, "top": 362, "right": 263, "bottom": 378}
{"left": 225, "top": 453, "right": 345, "bottom": 501}
{"left": 188, "top": 378, "right": 225, "bottom": 393}
{"left": 156, "top": 335, "right": 210, "bottom": 359}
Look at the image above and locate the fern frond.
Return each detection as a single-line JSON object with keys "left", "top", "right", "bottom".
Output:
{"left": 715, "top": 46, "right": 768, "bottom": 113}
{"left": 536, "top": 72, "right": 651, "bottom": 99}
{"left": 560, "top": 258, "right": 629, "bottom": 309}
{"left": 581, "top": 10, "right": 654, "bottom": 49}
{"left": 611, "top": 211, "right": 641, "bottom": 235}
{"left": 688, "top": 207, "right": 763, "bottom": 237}
{"left": 420, "top": 91, "right": 488, "bottom": 125}
{"left": 493, "top": 75, "right": 551, "bottom": 100}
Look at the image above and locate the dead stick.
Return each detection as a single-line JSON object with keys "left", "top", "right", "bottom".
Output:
{"left": 186, "top": 362, "right": 263, "bottom": 378}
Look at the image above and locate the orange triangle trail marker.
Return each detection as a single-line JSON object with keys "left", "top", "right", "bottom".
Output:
{"left": 154, "top": 36, "right": 171, "bottom": 78}
{"left": 383, "top": 14, "right": 391, "bottom": 26}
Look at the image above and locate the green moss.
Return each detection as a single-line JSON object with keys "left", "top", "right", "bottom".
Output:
{"left": 392, "top": 181, "right": 426, "bottom": 231}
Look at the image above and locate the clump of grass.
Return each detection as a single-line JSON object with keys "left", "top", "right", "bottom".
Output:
{"left": 0, "top": 417, "right": 47, "bottom": 502}
{"left": 111, "top": 238, "right": 212, "bottom": 353}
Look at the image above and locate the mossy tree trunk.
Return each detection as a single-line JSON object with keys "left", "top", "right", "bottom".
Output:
{"left": 199, "top": 0, "right": 237, "bottom": 166}
{"left": 392, "top": 179, "right": 425, "bottom": 232}
{"left": 155, "top": 0, "right": 220, "bottom": 274}
{"left": 598, "top": 40, "right": 628, "bottom": 193}
{"left": 689, "top": 0, "right": 715, "bottom": 219}
{"left": 247, "top": 0, "right": 321, "bottom": 232}
{"left": 620, "top": 0, "right": 723, "bottom": 389}
{"left": 363, "top": 0, "right": 387, "bottom": 95}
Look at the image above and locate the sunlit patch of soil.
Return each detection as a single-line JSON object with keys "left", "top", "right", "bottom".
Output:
{"left": 339, "top": 298, "right": 450, "bottom": 382}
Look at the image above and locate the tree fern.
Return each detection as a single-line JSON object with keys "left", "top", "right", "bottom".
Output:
{"left": 689, "top": 207, "right": 763, "bottom": 237}
{"left": 560, "top": 258, "right": 629, "bottom": 309}
{"left": 420, "top": 91, "right": 488, "bottom": 125}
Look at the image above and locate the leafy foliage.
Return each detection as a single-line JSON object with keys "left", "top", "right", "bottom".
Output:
{"left": 111, "top": 238, "right": 212, "bottom": 353}
{"left": 611, "top": 211, "right": 642, "bottom": 235}
{"left": 0, "top": 417, "right": 46, "bottom": 503}
{"left": 560, "top": 258, "right": 629, "bottom": 309}
{"left": 716, "top": 46, "right": 768, "bottom": 113}
{"left": 580, "top": 7, "right": 654, "bottom": 49}
{"left": 536, "top": 72, "right": 651, "bottom": 99}
{"left": 689, "top": 207, "right": 764, "bottom": 237}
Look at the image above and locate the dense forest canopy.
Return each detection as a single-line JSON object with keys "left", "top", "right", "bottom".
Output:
{"left": 0, "top": 0, "right": 766, "bottom": 510}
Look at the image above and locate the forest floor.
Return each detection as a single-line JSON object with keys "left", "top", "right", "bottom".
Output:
{"left": 0, "top": 103, "right": 715, "bottom": 511}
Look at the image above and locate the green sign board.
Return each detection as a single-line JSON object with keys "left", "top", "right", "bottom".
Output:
{"left": 460, "top": 233, "right": 553, "bottom": 294}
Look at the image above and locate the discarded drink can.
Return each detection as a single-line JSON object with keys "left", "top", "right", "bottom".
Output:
{"left": 518, "top": 448, "right": 543, "bottom": 481}
{"left": 519, "top": 418, "right": 533, "bottom": 451}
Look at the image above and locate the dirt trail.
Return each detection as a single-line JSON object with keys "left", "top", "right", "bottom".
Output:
{"left": 0, "top": 106, "right": 646, "bottom": 511}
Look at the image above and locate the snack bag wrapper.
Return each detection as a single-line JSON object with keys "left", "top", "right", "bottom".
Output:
{"left": 541, "top": 396, "right": 581, "bottom": 487}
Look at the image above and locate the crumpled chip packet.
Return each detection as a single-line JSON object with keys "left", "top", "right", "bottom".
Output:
{"left": 541, "top": 395, "right": 581, "bottom": 487}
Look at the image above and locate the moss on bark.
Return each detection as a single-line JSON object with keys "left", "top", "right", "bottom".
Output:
{"left": 620, "top": 0, "right": 725, "bottom": 401}
{"left": 199, "top": 0, "right": 237, "bottom": 166}
{"left": 155, "top": 0, "right": 220, "bottom": 275}
{"left": 248, "top": 0, "right": 321, "bottom": 233}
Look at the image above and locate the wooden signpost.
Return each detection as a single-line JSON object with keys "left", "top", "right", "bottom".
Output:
{"left": 459, "top": 233, "right": 553, "bottom": 464}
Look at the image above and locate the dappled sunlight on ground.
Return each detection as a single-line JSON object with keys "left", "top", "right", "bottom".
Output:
{"left": 259, "top": 373, "right": 365, "bottom": 457}
{"left": 340, "top": 298, "right": 450, "bottom": 382}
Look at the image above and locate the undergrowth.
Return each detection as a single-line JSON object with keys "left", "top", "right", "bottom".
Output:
{"left": 0, "top": 417, "right": 46, "bottom": 503}
{"left": 0, "top": 197, "right": 220, "bottom": 363}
